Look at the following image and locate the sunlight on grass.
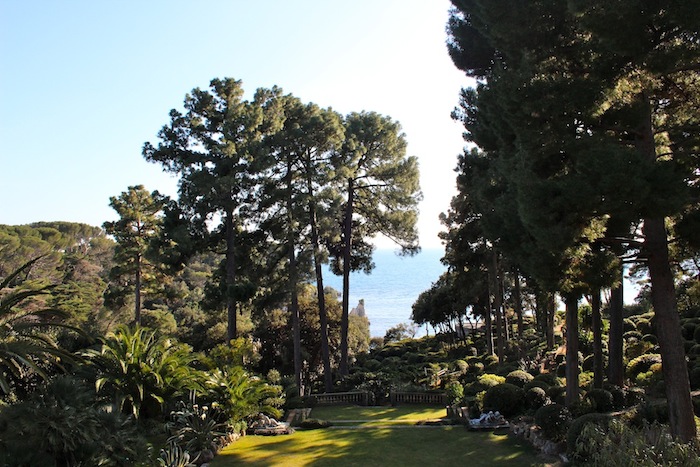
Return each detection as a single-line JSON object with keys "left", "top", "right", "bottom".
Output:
{"left": 309, "top": 405, "right": 446, "bottom": 422}
{"left": 211, "top": 426, "right": 542, "bottom": 466}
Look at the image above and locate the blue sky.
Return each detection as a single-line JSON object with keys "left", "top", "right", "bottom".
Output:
{"left": 0, "top": 0, "right": 469, "bottom": 249}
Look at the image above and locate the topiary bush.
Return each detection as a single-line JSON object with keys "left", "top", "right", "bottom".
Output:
{"left": 533, "top": 372, "right": 562, "bottom": 388}
{"left": 602, "top": 384, "right": 626, "bottom": 410}
{"left": 534, "top": 403, "right": 572, "bottom": 442}
{"left": 546, "top": 386, "right": 567, "bottom": 405}
{"left": 586, "top": 388, "right": 615, "bottom": 413}
{"left": 482, "top": 383, "right": 526, "bottom": 418}
{"left": 505, "top": 370, "right": 534, "bottom": 388}
{"left": 626, "top": 353, "right": 662, "bottom": 381}
{"left": 525, "top": 387, "right": 548, "bottom": 411}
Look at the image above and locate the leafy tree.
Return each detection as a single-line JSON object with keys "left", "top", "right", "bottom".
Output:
{"left": 447, "top": 0, "right": 700, "bottom": 440}
{"left": 103, "top": 185, "right": 167, "bottom": 325}
{"left": 335, "top": 111, "right": 422, "bottom": 375}
{"left": 144, "top": 78, "right": 285, "bottom": 342}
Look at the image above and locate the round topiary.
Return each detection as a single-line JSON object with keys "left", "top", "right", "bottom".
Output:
{"left": 625, "top": 387, "right": 647, "bottom": 407}
{"left": 690, "top": 365, "right": 700, "bottom": 390}
{"left": 534, "top": 403, "right": 572, "bottom": 442}
{"left": 482, "top": 354, "right": 499, "bottom": 368}
{"left": 585, "top": 388, "right": 614, "bottom": 413}
{"left": 525, "top": 386, "right": 548, "bottom": 411}
{"left": 524, "top": 379, "right": 550, "bottom": 392}
{"left": 546, "top": 386, "right": 567, "bottom": 405}
{"left": 566, "top": 413, "right": 611, "bottom": 462}
{"left": 602, "top": 384, "right": 625, "bottom": 410}
{"left": 364, "top": 359, "right": 382, "bottom": 371}
{"left": 694, "top": 325, "right": 700, "bottom": 345}
{"left": 482, "top": 383, "right": 526, "bottom": 418}
{"left": 533, "top": 373, "right": 562, "bottom": 387}
{"left": 505, "top": 370, "right": 534, "bottom": 388}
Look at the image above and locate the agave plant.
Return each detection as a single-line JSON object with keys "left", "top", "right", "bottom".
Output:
{"left": 85, "top": 325, "right": 203, "bottom": 419}
{"left": 157, "top": 442, "right": 198, "bottom": 467}
{"left": 166, "top": 401, "right": 228, "bottom": 458}
{"left": 0, "top": 257, "right": 80, "bottom": 394}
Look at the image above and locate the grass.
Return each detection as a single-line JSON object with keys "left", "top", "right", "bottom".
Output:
{"left": 209, "top": 405, "right": 547, "bottom": 466}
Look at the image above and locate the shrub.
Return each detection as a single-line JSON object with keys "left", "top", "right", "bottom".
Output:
{"left": 546, "top": 386, "right": 567, "bottom": 405}
{"left": 626, "top": 353, "right": 662, "bottom": 381}
{"left": 297, "top": 419, "right": 331, "bottom": 429}
{"left": 625, "top": 387, "right": 647, "bottom": 407}
{"left": 575, "top": 419, "right": 700, "bottom": 466}
{"left": 603, "top": 384, "right": 625, "bottom": 410}
{"left": 0, "top": 375, "right": 145, "bottom": 466}
{"left": 525, "top": 387, "right": 548, "bottom": 411}
{"left": 682, "top": 322, "right": 697, "bottom": 340}
{"left": 690, "top": 365, "right": 700, "bottom": 390}
{"left": 445, "top": 381, "right": 465, "bottom": 406}
{"left": 524, "top": 379, "right": 550, "bottom": 392}
{"left": 364, "top": 359, "right": 382, "bottom": 371}
{"left": 505, "top": 370, "right": 534, "bottom": 388}
{"left": 482, "top": 354, "right": 499, "bottom": 368}
{"left": 468, "top": 361, "right": 485, "bottom": 374}
{"left": 694, "top": 325, "right": 700, "bottom": 344}
{"left": 566, "top": 413, "right": 612, "bottom": 462}
{"left": 534, "top": 403, "right": 572, "bottom": 442}
{"left": 453, "top": 359, "right": 468, "bottom": 374}
{"left": 478, "top": 373, "right": 506, "bottom": 388}
{"left": 586, "top": 388, "right": 615, "bottom": 413}
{"left": 482, "top": 383, "right": 526, "bottom": 418}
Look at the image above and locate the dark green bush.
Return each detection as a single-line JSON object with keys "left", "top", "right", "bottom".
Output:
{"left": 505, "top": 370, "right": 534, "bottom": 388}
{"left": 297, "top": 419, "right": 331, "bottom": 429}
{"left": 603, "top": 384, "right": 625, "bottom": 410}
{"left": 623, "top": 318, "right": 637, "bottom": 333}
{"left": 625, "top": 387, "right": 647, "bottom": 407}
{"left": 364, "top": 359, "right": 382, "bottom": 371}
{"left": 635, "top": 318, "right": 653, "bottom": 335}
{"left": 585, "top": 388, "right": 614, "bottom": 413}
{"left": 533, "top": 373, "right": 562, "bottom": 387}
{"left": 524, "top": 379, "right": 550, "bottom": 392}
{"left": 694, "top": 325, "right": 700, "bottom": 344}
{"left": 641, "top": 334, "right": 658, "bottom": 345}
{"left": 546, "top": 386, "right": 567, "bottom": 405}
{"left": 682, "top": 322, "right": 696, "bottom": 340}
{"left": 689, "top": 365, "right": 700, "bottom": 390}
{"left": 566, "top": 413, "right": 612, "bottom": 461}
{"left": 534, "top": 403, "right": 572, "bottom": 442}
{"left": 624, "top": 330, "right": 643, "bottom": 340}
{"left": 525, "top": 387, "right": 548, "bottom": 411}
{"left": 482, "top": 383, "right": 526, "bottom": 418}
{"left": 482, "top": 354, "right": 499, "bottom": 368}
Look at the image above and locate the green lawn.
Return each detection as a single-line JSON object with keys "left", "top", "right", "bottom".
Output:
{"left": 210, "top": 406, "right": 547, "bottom": 466}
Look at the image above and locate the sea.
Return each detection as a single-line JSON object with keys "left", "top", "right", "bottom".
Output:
{"left": 322, "top": 248, "right": 446, "bottom": 338}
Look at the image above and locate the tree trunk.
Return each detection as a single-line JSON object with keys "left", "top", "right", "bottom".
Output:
{"left": 546, "top": 292, "right": 556, "bottom": 350}
{"left": 513, "top": 268, "right": 523, "bottom": 339}
{"left": 134, "top": 253, "right": 142, "bottom": 326}
{"left": 591, "top": 289, "right": 604, "bottom": 389}
{"left": 489, "top": 250, "right": 505, "bottom": 362}
{"left": 340, "top": 177, "right": 354, "bottom": 377}
{"left": 637, "top": 97, "right": 695, "bottom": 441}
{"left": 608, "top": 271, "right": 625, "bottom": 387}
{"left": 564, "top": 294, "right": 579, "bottom": 407}
{"left": 225, "top": 209, "right": 237, "bottom": 342}
{"left": 308, "top": 195, "right": 333, "bottom": 392}
{"left": 643, "top": 216, "right": 695, "bottom": 441}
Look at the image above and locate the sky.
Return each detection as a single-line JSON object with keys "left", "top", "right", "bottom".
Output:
{"left": 0, "top": 0, "right": 470, "bottom": 249}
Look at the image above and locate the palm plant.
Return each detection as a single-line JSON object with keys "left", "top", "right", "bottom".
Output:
{"left": 86, "top": 325, "right": 202, "bottom": 419}
{"left": 205, "top": 366, "right": 283, "bottom": 424}
{"left": 0, "top": 257, "right": 78, "bottom": 394}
